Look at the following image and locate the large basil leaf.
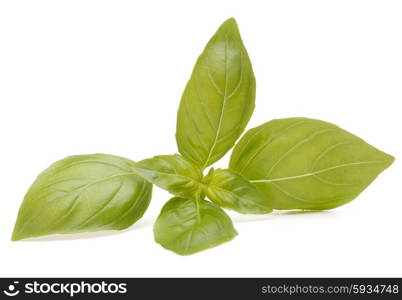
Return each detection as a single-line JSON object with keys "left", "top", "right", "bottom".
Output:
{"left": 176, "top": 18, "right": 256, "bottom": 169}
{"left": 204, "top": 168, "right": 272, "bottom": 214}
{"left": 12, "top": 154, "right": 152, "bottom": 240}
{"left": 133, "top": 154, "right": 203, "bottom": 197}
{"left": 230, "top": 118, "right": 395, "bottom": 210}
{"left": 153, "top": 197, "right": 237, "bottom": 255}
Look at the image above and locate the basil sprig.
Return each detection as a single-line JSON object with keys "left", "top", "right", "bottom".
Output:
{"left": 12, "top": 18, "right": 394, "bottom": 256}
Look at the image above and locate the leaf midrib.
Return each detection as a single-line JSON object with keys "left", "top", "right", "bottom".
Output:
{"left": 202, "top": 34, "right": 229, "bottom": 169}
{"left": 133, "top": 166, "right": 201, "bottom": 183}
{"left": 208, "top": 184, "right": 268, "bottom": 212}
{"left": 250, "top": 160, "right": 388, "bottom": 183}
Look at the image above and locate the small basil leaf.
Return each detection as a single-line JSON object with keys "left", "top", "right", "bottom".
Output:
{"left": 133, "top": 154, "right": 203, "bottom": 197}
{"left": 230, "top": 118, "right": 395, "bottom": 210}
{"left": 176, "top": 18, "right": 256, "bottom": 169}
{"left": 153, "top": 197, "right": 237, "bottom": 255}
{"left": 205, "top": 168, "right": 272, "bottom": 214}
{"left": 12, "top": 154, "right": 152, "bottom": 241}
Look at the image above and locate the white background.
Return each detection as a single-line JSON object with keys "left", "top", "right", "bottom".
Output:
{"left": 0, "top": 0, "right": 401, "bottom": 277}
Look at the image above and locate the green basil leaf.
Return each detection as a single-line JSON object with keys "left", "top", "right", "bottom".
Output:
{"left": 176, "top": 18, "right": 256, "bottom": 169}
{"left": 153, "top": 197, "right": 237, "bottom": 255}
{"left": 12, "top": 154, "right": 152, "bottom": 240}
{"left": 204, "top": 168, "right": 272, "bottom": 214}
{"left": 133, "top": 154, "right": 203, "bottom": 197}
{"left": 230, "top": 118, "right": 395, "bottom": 210}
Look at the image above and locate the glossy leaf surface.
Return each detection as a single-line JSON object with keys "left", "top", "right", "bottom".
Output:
{"left": 230, "top": 118, "right": 394, "bottom": 210}
{"left": 12, "top": 154, "right": 152, "bottom": 240}
{"left": 153, "top": 197, "right": 237, "bottom": 255}
{"left": 176, "top": 18, "right": 256, "bottom": 169}
{"left": 205, "top": 168, "right": 272, "bottom": 214}
{"left": 133, "top": 154, "right": 203, "bottom": 197}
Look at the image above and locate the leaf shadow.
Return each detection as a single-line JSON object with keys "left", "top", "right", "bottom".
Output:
{"left": 231, "top": 213, "right": 275, "bottom": 223}
{"left": 272, "top": 209, "right": 341, "bottom": 221}
{"left": 19, "top": 218, "right": 152, "bottom": 242}
{"left": 231, "top": 209, "right": 335, "bottom": 223}
{"left": 272, "top": 210, "right": 333, "bottom": 216}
